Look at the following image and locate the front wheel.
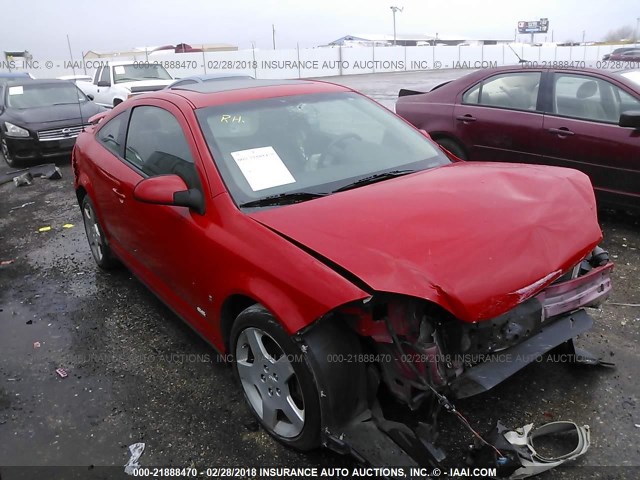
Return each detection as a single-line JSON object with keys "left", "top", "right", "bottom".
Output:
{"left": 230, "top": 305, "right": 321, "bottom": 450}
{"left": 1, "top": 136, "right": 19, "bottom": 168}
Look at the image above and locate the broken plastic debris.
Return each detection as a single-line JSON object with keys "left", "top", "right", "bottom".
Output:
{"left": 9, "top": 201, "right": 35, "bottom": 212}
{"left": 1, "top": 260, "right": 15, "bottom": 266}
{"left": 46, "top": 167, "right": 62, "bottom": 180}
{"left": 55, "top": 368, "right": 68, "bottom": 378}
{"left": 13, "top": 172, "right": 33, "bottom": 187}
{"left": 124, "top": 442, "right": 146, "bottom": 475}
{"left": 468, "top": 421, "right": 591, "bottom": 479}
{"left": 62, "top": 223, "right": 74, "bottom": 229}
{"left": 38, "top": 226, "right": 52, "bottom": 232}
{"left": 33, "top": 342, "right": 41, "bottom": 349}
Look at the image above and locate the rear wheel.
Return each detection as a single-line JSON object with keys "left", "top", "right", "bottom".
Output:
{"left": 81, "top": 196, "right": 117, "bottom": 270}
{"left": 230, "top": 305, "right": 321, "bottom": 450}
{"left": 436, "top": 138, "right": 467, "bottom": 160}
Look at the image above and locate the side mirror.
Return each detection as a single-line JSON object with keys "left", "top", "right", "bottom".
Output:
{"left": 97, "top": 80, "right": 110, "bottom": 87}
{"left": 133, "top": 175, "right": 205, "bottom": 214}
{"left": 619, "top": 110, "right": 640, "bottom": 129}
{"left": 87, "top": 94, "right": 94, "bottom": 101}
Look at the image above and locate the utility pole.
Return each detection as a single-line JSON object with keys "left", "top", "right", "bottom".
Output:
{"left": 390, "top": 6, "right": 403, "bottom": 46}
{"left": 272, "top": 24, "right": 276, "bottom": 50}
{"left": 635, "top": 17, "right": 639, "bottom": 47}
{"left": 582, "top": 30, "right": 585, "bottom": 45}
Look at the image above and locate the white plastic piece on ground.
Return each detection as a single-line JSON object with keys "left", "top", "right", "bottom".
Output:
{"left": 124, "top": 442, "right": 146, "bottom": 475}
{"left": 504, "top": 421, "right": 590, "bottom": 479}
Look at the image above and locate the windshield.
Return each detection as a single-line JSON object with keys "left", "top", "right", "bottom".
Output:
{"left": 196, "top": 92, "right": 450, "bottom": 207}
{"left": 114, "top": 64, "right": 172, "bottom": 83}
{"left": 6, "top": 82, "right": 89, "bottom": 108}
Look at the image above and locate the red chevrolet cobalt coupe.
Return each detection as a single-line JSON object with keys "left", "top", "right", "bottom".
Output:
{"left": 73, "top": 79, "right": 613, "bottom": 464}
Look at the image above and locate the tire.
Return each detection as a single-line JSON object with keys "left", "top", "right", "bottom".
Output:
{"left": 81, "top": 196, "right": 118, "bottom": 270}
{"left": 436, "top": 138, "right": 467, "bottom": 160}
{"left": 230, "top": 305, "right": 321, "bottom": 450}
{"left": 113, "top": 99, "right": 123, "bottom": 107}
{"left": 1, "top": 135, "right": 19, "bottom": 168}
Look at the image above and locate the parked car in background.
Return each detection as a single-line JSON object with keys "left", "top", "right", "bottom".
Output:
{"left": 0, "top": 71, "right": 34, "bottom": 83}
{"left": 76, "top": 61, "right": 174, "bottom": 109}
{"left": 602, "top": 47, "right": 637, "bottom": 61}
{"left": 72, "top": 79, "right": 612, "bottom": 468}
{"left": 166, "top": 73, "right": 254, "bottom": 89}
{"left": 0, "top": 79, "right": 103, "bottom": 167}
{"left": 396, "top": 66, "right": 640, "bottom": 210}
{"left": 608, "top": 49, "right": 640, "bottom": 62}
{"left": 57, "top": 74, "right": 93, "bottom": 83}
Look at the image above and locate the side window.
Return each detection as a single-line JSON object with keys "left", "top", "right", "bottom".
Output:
{"left": 99, "top": 67, "right": 111, "bottom": 85}
{"left": 616, "top": 88, "right": 640, "bottom": 115}
{"left": 462, "top": 83, "right": 480, "bottom": 104}
{"left": 93, "top": 68, "right": 101, "bottom": 85}
{"left": 552, "top": 74, "right": 638, "bottom": 122}
{"left": 125, "top": 106, "right": 200, "bottom": 189}
{"left": 464, "top": 72, "right": 541, "bottom": 110}
{"left": 97, "top": 113, "right": 125, "bottom": 155}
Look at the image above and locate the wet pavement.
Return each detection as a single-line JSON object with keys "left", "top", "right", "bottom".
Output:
{"left": 1, "top": 71, "right": 639, "bottom": 479}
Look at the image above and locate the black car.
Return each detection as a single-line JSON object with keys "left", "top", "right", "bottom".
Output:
{"left": 0, "top": 79, "right": 103, "bottom": 167}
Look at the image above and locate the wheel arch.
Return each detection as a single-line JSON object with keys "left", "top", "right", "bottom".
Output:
{"left": 220, "top": 294, "right": 260, "bottom": 351}
{"left": 428, "top": 133, "right": 468, "bottom": 159}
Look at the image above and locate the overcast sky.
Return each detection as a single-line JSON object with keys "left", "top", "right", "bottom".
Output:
{"left": 2, "top": 0, "right": 639, "bottom": 58}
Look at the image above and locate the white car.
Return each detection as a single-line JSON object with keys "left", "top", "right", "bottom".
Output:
{"left": 77, "top": 61, "right": 174, "bottom": 108}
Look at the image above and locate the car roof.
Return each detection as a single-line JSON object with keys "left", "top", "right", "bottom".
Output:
{"left": 162, "top": 78, "right": 353, "bottom": 108}
{"left": 174, "top": 74, "right": 255, "bottom": 82}
{"left": 3, "top": 78, "right": 73, "bottom": 87}
{"left": 448, "top": 64, "right": 640, "bottom": 83}
{"left": 0, "top": 71, "right": 31, "bottom": 78}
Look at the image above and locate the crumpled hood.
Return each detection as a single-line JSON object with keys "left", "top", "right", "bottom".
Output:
{"left": 249, "top": 162, "right": 603, "bottom": 322}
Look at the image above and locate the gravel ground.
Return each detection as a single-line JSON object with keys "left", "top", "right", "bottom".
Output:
{"left": 0, "top": 71, "right": 639, "bottom": 479}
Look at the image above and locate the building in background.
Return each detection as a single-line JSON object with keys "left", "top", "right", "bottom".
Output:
{"left": 83, "top": 43, "right": 237, "bottom": 60}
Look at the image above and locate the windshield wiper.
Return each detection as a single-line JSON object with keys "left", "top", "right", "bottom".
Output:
{"left": 239, "top": 191, "right": 327, "bottom": 208}
{"left": 333, "top": 169, "right": 416, "bottom": 193}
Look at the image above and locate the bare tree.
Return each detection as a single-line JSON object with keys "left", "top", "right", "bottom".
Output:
{"left": 603, "top": 25, "right": 635, "bottom": 42}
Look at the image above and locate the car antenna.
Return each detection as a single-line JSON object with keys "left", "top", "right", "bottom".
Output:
{"left": 66, "top": 34, "right": 85, "bottom": 131}
{"left": 507, "top": 43, "right": 529, "bottom": 63}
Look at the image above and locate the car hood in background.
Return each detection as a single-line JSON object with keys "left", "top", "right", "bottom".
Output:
{"left": 3, "top": 102, "right": 103, "bottom": 127}
{"left": 249, "top": 162, "right": 603, "bottom": 322}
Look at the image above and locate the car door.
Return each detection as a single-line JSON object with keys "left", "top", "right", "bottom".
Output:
{"left": 541, "top": 71, "right": 640, "bottom": 206}
{"left": 453, "top": 70, "right": 546, "bottom": 163}
{"left": 92, "top": 100, "right": 215, "bottom": 326}
{"left": 94, "top": 66, "right": 112, "bottom": 107}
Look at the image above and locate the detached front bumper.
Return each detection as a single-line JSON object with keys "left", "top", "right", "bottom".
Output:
{"left": 449, "top": 262, "right": 613, "bottom": 399}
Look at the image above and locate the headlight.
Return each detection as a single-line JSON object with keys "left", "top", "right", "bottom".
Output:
{"left": 4, "top": 122, "right": 30, "bottom": 137}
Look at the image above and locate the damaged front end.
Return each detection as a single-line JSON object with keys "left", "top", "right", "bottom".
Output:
{"left": 294, "top": 247, "right": 613, "bottom": 477}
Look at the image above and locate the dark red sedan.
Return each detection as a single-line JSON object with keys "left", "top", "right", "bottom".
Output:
{"left": 609, "top": 50, "right": 640, "bottom": 62}
{"left": 73, "top": 79, "right": 612, "bottom": 467}
{"left": 396, "top": 66, "right": 640, "bottom": 210}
